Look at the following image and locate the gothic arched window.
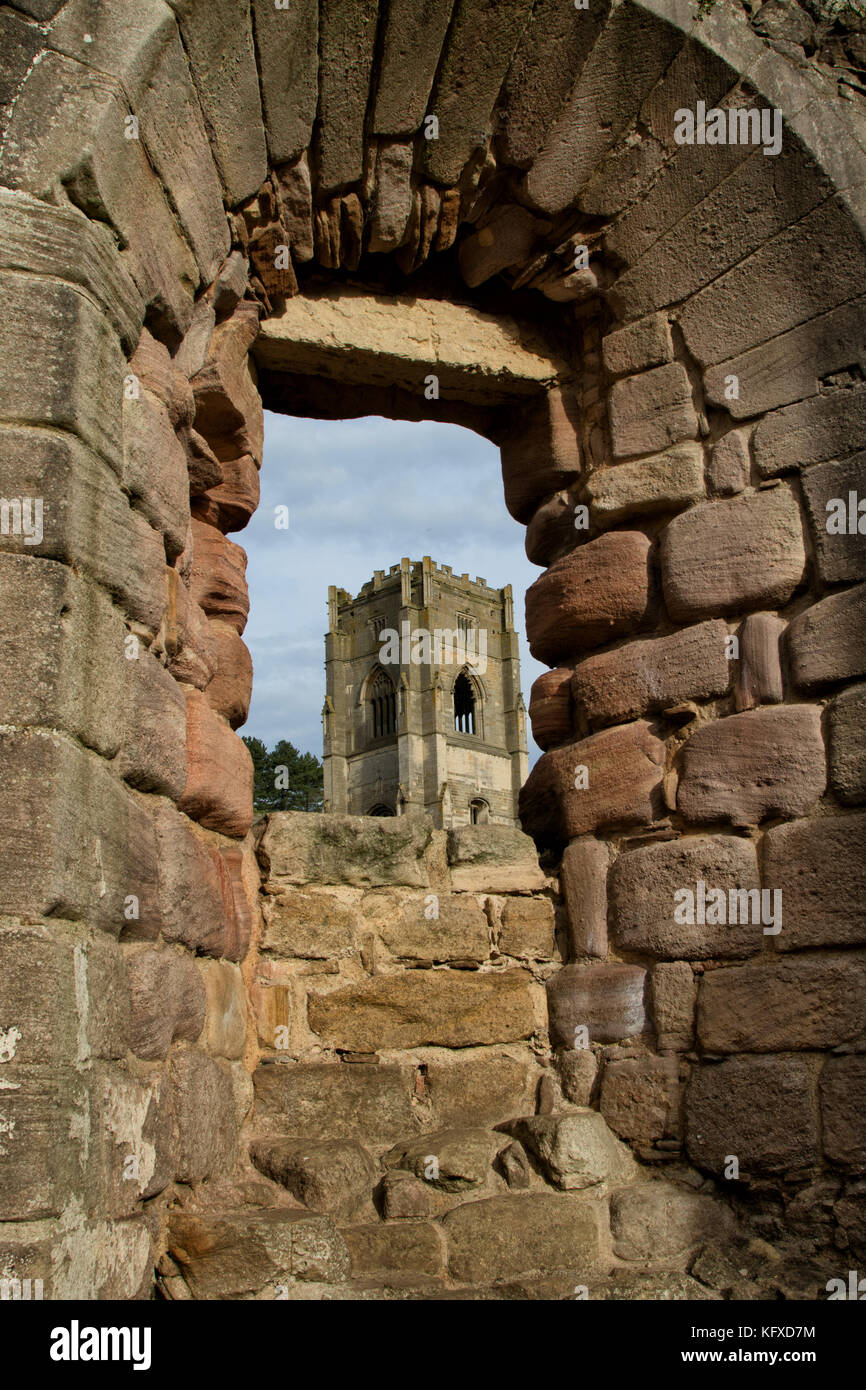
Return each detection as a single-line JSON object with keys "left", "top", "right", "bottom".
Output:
{"left": 469, "top": 798, "right": 489, "bottom": 825}
{"left": 369, "top": 668, "right": 397, "bottom": 739}
{"left": 454, "top": 672, "right": 476, "bottom": 735}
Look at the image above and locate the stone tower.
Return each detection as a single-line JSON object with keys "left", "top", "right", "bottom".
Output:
{"left": 323, "top": 558, "right": 528, "bottom": 826}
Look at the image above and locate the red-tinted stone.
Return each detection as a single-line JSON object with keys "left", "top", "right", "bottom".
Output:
{"left": 179, "top": 688, "right": 254, "bottom": 838}
{"left": 525, "top": 531, "right": 651, "bottom": 665}
{"left": 528, "top": 668, "right": 573, "bottom": 750}
{"left": 761, "top": 812, "right": 866, "bottom": 950}
{"left": 500, "top": 387, "right": 581, "bottom": 524}
{"left": 571, "top": 620, "right": 730, "bottom": 729}
{"left": 189, "top": 518, "right": 250, "bottom": 634}
{"left": 546, "top": 963, "right": 646, "bottom": 1046}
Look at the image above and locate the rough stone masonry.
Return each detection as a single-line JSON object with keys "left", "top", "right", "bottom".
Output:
{"left": 0, "top": 0, "right": 864, "bottom": 1300}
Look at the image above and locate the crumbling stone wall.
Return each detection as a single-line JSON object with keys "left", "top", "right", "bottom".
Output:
{"left": 0, "top": 0, "right": 864, "bottom": 1297}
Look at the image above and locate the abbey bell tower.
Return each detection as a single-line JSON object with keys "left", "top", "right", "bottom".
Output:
{"left": 322, "top": 557, "right": 528, "bottom": 827}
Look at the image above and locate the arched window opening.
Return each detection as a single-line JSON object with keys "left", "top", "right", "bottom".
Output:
{"left": 369, "top": 668, "right": 397, "bottom": 739}
{"left": 454, "top": 672, "right": 476, "bottom": 735}
{"left": 368, "top": 804, "right": 395, "bottom": 817}
{"left": 469, "top": 798, "right": 489, "bottom": 825}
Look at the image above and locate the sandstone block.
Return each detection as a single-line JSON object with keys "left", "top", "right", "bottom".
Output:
{"left": 191, "top": 302, "right": 262, "bottom": 463}
{"left": 274, "top": 154, "right": 314, "bottom": 264}
{"left": 707, "top": 430, "right": 750, "bottom": 496}
{"left": 194, "top": 453, "right": 260, "bottom": 535}
{"left": 525, "top": 490, "right": 579, "bottom": 568}
{"left": 499, "top": 386, "right": 581, "bottom": 524}
{"left": 167, "top": 578, "right": 218, "bottom": 690}
{"left": 528, "top": 668, "right": 573, "bottom": 751}
{"left": 384, "top": 1127, "right": 508, "bottom": 1193}
{"left": 499, "top": 896, "right": 556, "bottom": 960}
{"left": 203, "top": 622, "right": 253, "bottom": 729}
{"left": 259, "top": 811, "right": 432, "bottom": 888}
{"left": 610, "top": 1182, "right": 734, "bottom": 1262}
{"left": 128, "top": 326, "right": 195, "bottom": 430}
{"left": 150, "top": 800, "right": 234, "bottom": 958}
{"left": 169, "top": 1050, "right": 239, "bottom": 1184}
{"left": 571, "top": 620, "right": 730, "bottom": 729}
{"left": 446, "top": 825, "right": 545, "bottom": 893}
{"left": 252, "top": 1062, "right": 417, "bottom": 1145}
{"left": 608, "top": 362, "right": 698, "bottom": 459}
{"left": 686, "top": 1055, "right": 818, "bottom": 1175}
{"left": 0, "top": 426, "right": 167, "bottom": 633}
{"left": 559, "top": 837, "right": 610, "bottom": 959}
{"left": 363, "top": 890, "right": 490, "bottom": 964}
{"left": 127, "top": 948, "right": 205, "bottom": 1061}
{"left": 251, "top": 0, "right": 318, "bottom": 164}
{"left": 168, "top": 1207, "right": 349, "bottom": 1299}
{"left": 0, "top": 730, "right": 160, "bottom": 938}
{"left": 586, "top": 442, "right": 704, "bottom": 524}
{"left": 660, "top": 488, "right": 806, "bottom": 622}
{"left": 211, "top": 251, "right": 249, "bottom": 320}
{"left": 179, "top": 688, "right": 254, "bottom": 837}
{"left": 263, "top": 887, "right": 358, "bottom": 959}
{"left": 500, "top": 1111, "right": 637, "bottom": 1191}
{"left": 698, "top": 954, "right": 866, "bottom": 1052}
{"left": 459, "top": 203, "right": 544, "bottom": 289}
{"left": 0, "top": 554, "right": 124, "bottom": 759}
{"left": 250, "top": 1138, "right": 376, "bottom": 1220}
{"left": 380, "top": 1170, "right": 439, "bottom": 1221}
{"left": 189, "top": 519, "right": 250, "bottom": 633}
{"left": 609, "top": 835, "right": 763, "bottom": 960}
{"left": 343, "top": 1221, "right": 444, "bottom": 1281}
{"left": 519, "top": 721, "right": 665, "bottom": 842}
{"left": 829, "top": 685, "right": 866, "bottom": 804}
{"left": 557, "top": 1049, "right": 598, "bottom": 1106}
{"left": 424, "top": 1050, "right": 538, "bottom": 1129}
{"left": 786, "top": 584, "right": 866, "bottom": 692}
{"left": 602, "top": 314, "right": 673, "bottom": 378}
{"left": 307, "top": 969, "right": 537, "bottom": 1051}
{"left": 820, "top": 1056, "right": 866, "bottom": 1167}
{"left": 754, "top": 385, "right": 866, "bottom": 478}
{"left": 676, "top": 706, "right": 826, "bottom": 827}
{"left": 367, "top": 140, "right": 414, "bottom": 254}
{"left": 116, "top": 649, "right": 187, "bottom": 800}
{"left": 199, "top": 959, "right": 247, "bottom": 1059}
{"left": 801, "top": 456, "right": 866, "bottom": 586}
{"left": 442, "top": 1193, "right": 600, "bottom": 1284}
{"left": 735, "top": 612, "right": 785, "bottom": 710}
{"left": 600, "top": 1056, "right": 680, "bottom": 1145}
{"left": 525, "top": 532, "right": 651, "bottom": 664}
{"left": 0, "top": 272, "right": 124, "bottom": 474}
{"left": 546, "top": 963, "right": 646, "bottom": 1047}
{"left": 761, "top": 812, "right": 866, "bottom": 950}
{"left": 650, "top": 962, "right": 697, "bottom": 1051}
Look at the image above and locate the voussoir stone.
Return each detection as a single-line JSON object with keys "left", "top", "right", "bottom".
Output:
{"left": 697, "top": 954, "right": 866, "bottom": 1053}
{"left": 660, "top": 487, "right": 806, "bottom": 622}
{"left": 676, "top": 706, "right": 826, "bottom": 827}
{"left": 259, "top": 811, "right": 432, "bottom": 887}
{"left": 442, "top": 1193, "right": 600, "bottom": 1285}
{"left": 686, "top": 1055, "right": 819, "bottom": 1176}
{"left": 499, "top": 1111, "right": 637, "bottom": 1191}
{"left": 519, "top": 721, "right": 665, "bottom": 842}
{"left": 525, "top": 532, "right": 651, "bottom": 664}
{"left": 571, "top": 619, "right": 730, "bottom": 729}
{"left": 761, "top": 812, "right": 866, "bottom": 950}
{"left": 307, "top": 969, "right": 537, "bottom": 1051}
{"left": 602, "top": 313, "right": 673, "bottom": 378}
{"left": 609, "top": 834, "right": 763, "bottom": 960}
{"left": 546, "top": 963, "right": 646, "bottom": 1047}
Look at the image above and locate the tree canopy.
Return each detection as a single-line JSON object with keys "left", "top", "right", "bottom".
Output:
{"left": 242, "top": 737, "right": 324, "bottom": 814}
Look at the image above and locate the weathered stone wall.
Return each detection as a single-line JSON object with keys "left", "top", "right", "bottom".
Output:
{"left": 0, "top": 0, "right": 864, "bottom": 1297}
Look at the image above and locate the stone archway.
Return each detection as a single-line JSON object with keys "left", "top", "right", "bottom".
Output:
{"left": 0, "top": 0, "right": 864, "bottom": 1299}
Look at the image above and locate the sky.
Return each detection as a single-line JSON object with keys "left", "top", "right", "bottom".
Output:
{"left": 242, "top": 411, "right": 547, "bottom": 764}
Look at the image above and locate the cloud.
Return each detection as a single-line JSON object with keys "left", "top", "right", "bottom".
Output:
{"left": 242, "top": 413, "right": 547, "bottom": 764}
